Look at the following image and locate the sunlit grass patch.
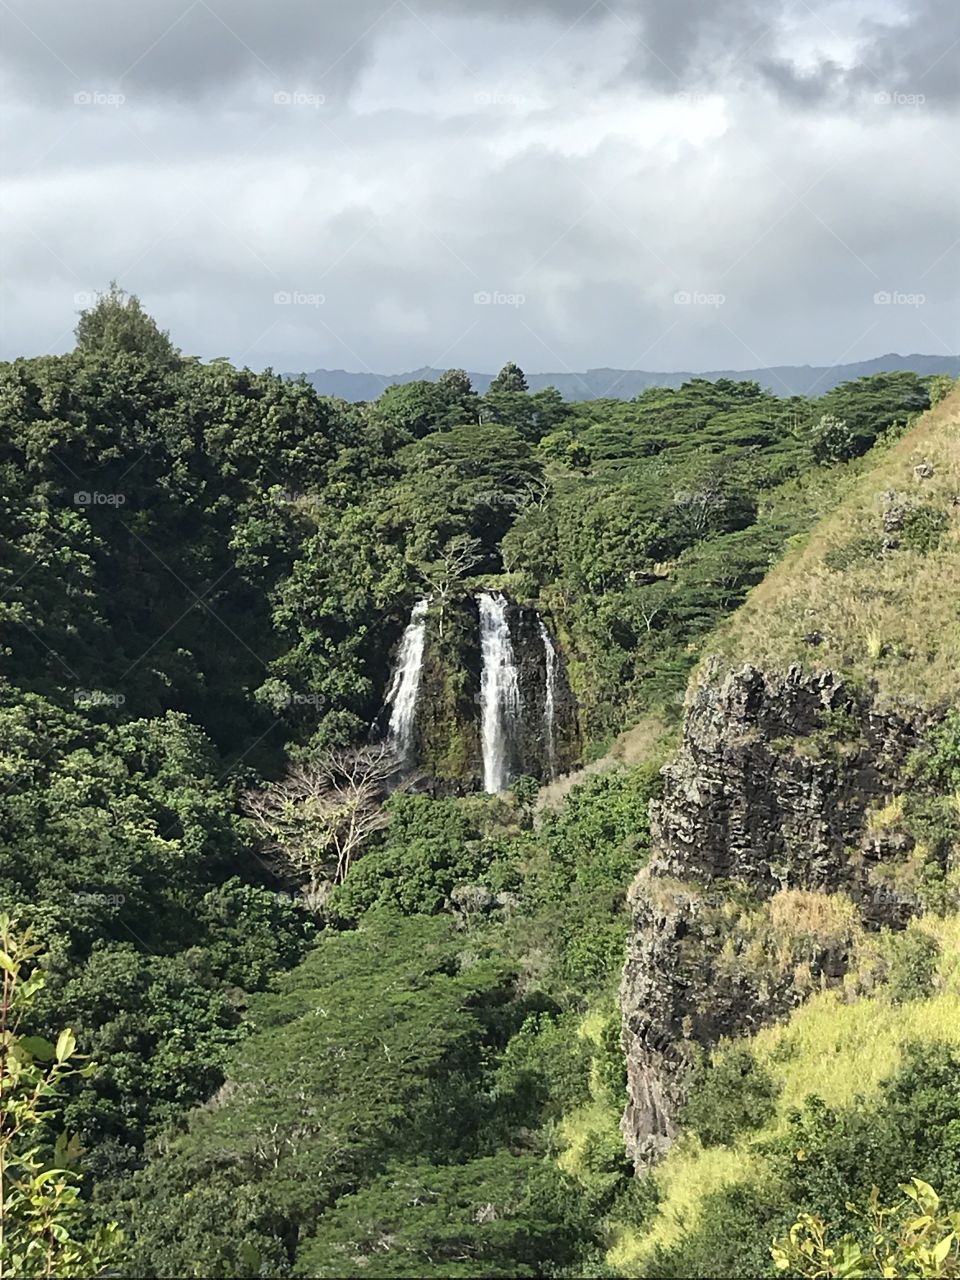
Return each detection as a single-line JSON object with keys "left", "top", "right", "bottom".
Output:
{"left": 702, "top": 389, "right": 960, "bottom": 709}
{"left": 607, "top": 912, "right": 960, "bottom": 1275}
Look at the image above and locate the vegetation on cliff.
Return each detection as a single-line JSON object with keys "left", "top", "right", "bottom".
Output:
{"left": 708, "top": 385, "right": 960, "bottom": 708}
{"left": 614, "top": 386, "right": 960, "bottom": 1277}
{"left": 1, "top": 289, "right": 958, "bottom": 1276}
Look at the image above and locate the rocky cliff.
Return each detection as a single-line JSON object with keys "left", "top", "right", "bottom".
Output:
{"left": 619, "top": 662, "right": 930, "bottom": 1166}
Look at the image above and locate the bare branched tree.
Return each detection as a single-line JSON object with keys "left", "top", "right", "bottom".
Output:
{"left": 415, "top": 534, "right": 483, "bottom": 636}
{"left": 242, "top": 743, "right": 407, "bottom": 908}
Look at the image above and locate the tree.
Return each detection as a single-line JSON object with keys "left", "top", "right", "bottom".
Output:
{"left": 489, "top": 362, "right": 528, "bottom": 394}
{"left": 0, "top": 915, "right": 121, "bottom": 1278}
{"left": 805, "top": 413, "right": 856, "bottom": 465}
{"left": 436, "top": 368, "right": 480, "bottom": 426}
{"left": 366, "top": 380, "right": 450, "bottom": 446}
{"left": 928, "top": 374, "right": 957, "bottom": 407}
{"left": 413, "top": 535, "right": 483, "bottom": 636}
{"left": 242, "top": 744, "right": 405, "bottom": 904}
{"left": 74, "top": 282, "right": 179, "bottom": 366}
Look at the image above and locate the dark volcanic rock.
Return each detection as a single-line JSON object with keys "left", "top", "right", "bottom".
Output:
{"left": 620, "top": 663, "right": 928, "bottom": 1167}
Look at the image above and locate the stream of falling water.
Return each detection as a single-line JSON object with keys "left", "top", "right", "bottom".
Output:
{"left": 539, "top": 618, "right": 559, "bottom": 780}
{"left": 478, "top": 591, "right": 521, "bottom": 793}
{"left": 385, "top": 599, "right": 428, "bottom": 762}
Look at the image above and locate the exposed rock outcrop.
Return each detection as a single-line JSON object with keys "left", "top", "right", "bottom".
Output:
{"left": 620, "top": 663, "right": 928, "bottom": 1167}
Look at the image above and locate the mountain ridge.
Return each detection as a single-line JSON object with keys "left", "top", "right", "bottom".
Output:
{"left": 293, "top": 352, "right": 960, "bottom": 402}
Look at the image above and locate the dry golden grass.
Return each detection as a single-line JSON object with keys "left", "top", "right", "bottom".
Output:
{"left": 704, "top": 387, "right": 960, "bottom": 711}
{"left": 768, "top": 888, "right": 859, "bottom": 943}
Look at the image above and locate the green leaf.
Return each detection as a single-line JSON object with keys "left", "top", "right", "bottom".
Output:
{"left": 911, "top": 1177, "right": 940, "bottom": 1213}
{"left": 55, "top": 1028, "right": 76, "bottom": 1063}
{"left": 0, "top": 949, "right": 16, "bottom": 975}
{"left": 932, "top": 1233, "right": 954, "bottom": 1265}
{"left": 19, "top": 1035, "right": 55, "bottom": 1062}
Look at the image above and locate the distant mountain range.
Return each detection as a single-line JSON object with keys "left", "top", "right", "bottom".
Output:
{"left": 294, "top": 353, "right": 960, "bottom": 402}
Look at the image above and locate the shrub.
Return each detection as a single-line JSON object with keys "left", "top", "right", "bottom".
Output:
{"left": 880, "top": 927, "right": 940, "bottom": 1004}
{"left": 681, "top": 1045, "right": 780, "bottom": 1147}
{"left": 901, "top": 504, "right": 949, "bottom": 554}
{"left": 823, "top": 533, "right": 883, "bottom": 572}
{"left": 771, "top": 1178, "right": 960, "bottom": 1278}
{"left": 331, "top": 794, "right": 494, "bottom": 918}
{"left": 916, "top": 712, "right": 960, "bottom": 791}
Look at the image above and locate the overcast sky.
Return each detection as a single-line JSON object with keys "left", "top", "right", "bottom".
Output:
{"left": 1, "top": 0, "right": 957, "bottom": 376}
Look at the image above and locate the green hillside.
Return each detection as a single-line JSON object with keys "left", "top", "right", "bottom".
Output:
{"left": 708, "top": 385, "right": 960, "bottom": 708}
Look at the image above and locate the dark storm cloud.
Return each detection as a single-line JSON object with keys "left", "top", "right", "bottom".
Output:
{"left": 756, "top": 0, "right": 960, "bottom": 107}
{"left": 0, "top": 0, "right": 382, "bottom": 100}
{"left": 1, "top": 0, "right": 955, "bottom": 109}
{"left": 0, "top": 0, "right": 956, "bottom": 373}
{"left": 857, "top": 0, "right": 960, "bottom": 102}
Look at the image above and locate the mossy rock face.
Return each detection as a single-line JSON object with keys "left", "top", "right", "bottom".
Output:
{"left": 652, "top": 664, "right": 925, "bottom": 896}
{"left": 415, "top": 597, "right": 483, "bottom": 793}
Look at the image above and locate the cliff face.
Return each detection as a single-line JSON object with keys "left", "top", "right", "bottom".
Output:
{"left": 619, "top": 663, "right": 928, "bottom": 1166}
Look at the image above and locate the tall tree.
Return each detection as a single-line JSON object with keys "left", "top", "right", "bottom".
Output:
{"left": 74, "top": 282, "right": 179, "bottom": 366}
{"left": 242, "top": 744, "right": 406, "bottom": 905}
{"left": 488, "top": 362, "right": 528, "bottom": 394}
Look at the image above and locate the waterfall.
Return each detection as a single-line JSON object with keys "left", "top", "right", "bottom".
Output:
{"left": 478, "top": 591, "right": 521, "bottom": 794}
{"left": 385, "top": 599, "right": 428, "bottom": 762}
{"left": 539, "top": 617, "right": 559, "bottom": 780}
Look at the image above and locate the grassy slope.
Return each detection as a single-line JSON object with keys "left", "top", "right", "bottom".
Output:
{"left": 609, "top": 391, "right": 960, "bottom": 1270}
{"left": 704, "top": 386, "right": 960, "bottom": 709}
{"left": 609, "top": 915, "right": 960, "bottom": 1271}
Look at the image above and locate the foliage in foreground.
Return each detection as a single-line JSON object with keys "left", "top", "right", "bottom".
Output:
{"left": 0, "top": 916, "right": 120, "bottom": 1278}
{"left": 773, "top": 1179, "right": 960, "bottom": 1279}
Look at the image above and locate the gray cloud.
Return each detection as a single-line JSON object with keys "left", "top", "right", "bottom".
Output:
{"left": 4, "top": 0, "right": 947, "bottom": 103}
{"left": 0, "top": 0, "right": 957, "bottom": 374}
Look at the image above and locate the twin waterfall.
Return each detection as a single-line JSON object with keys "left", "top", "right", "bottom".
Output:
{"left": 385, "top": 593, "right": 565, "bottom": 793}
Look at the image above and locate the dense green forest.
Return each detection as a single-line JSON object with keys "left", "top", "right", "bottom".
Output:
{"left": 2, "top": 289, "right": 959, "bottom": 1278}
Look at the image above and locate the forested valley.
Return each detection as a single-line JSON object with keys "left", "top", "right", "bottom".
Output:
{"left": 3, "top": 288, "right": 960, "bottom": 1278}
